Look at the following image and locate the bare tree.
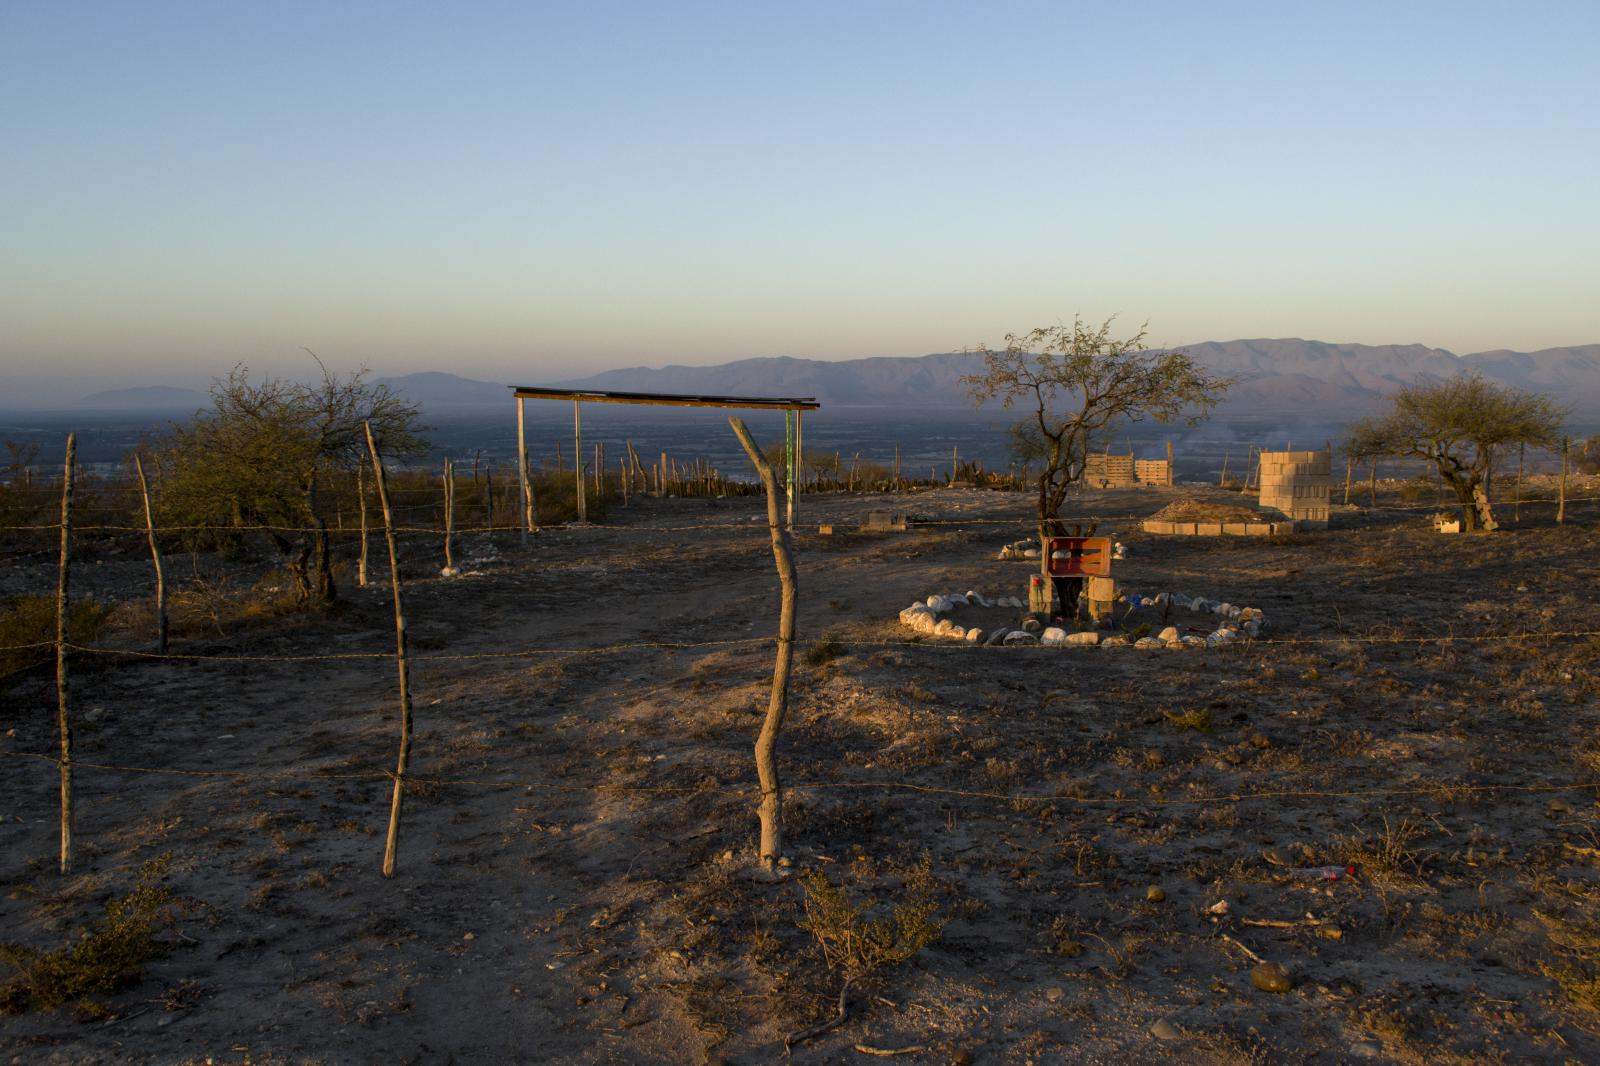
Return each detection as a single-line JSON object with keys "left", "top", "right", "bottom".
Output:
{"left": 1346, "top": 374, "right": 1565, "bottom": 532}
{"left": 962, "top": 317, "right": 1226, "bottom": 555}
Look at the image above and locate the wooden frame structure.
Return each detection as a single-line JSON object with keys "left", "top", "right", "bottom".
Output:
{"left": 510, "top": 386, "right": 820, "bottom": 530}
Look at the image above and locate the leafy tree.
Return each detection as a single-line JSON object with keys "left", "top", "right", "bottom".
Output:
{"left": 1345, "top": 374, "right": 1565, "bottom": 532}
{"left": 150, "top": 361, "right": 426, "bottom": 603}
{"left": 963, "top": 317, "right": 1227, "bottom": 549}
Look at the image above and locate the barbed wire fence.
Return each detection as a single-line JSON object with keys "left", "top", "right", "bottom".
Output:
{"left": 2, "top": 431, "right": 1597, "bottom": 880}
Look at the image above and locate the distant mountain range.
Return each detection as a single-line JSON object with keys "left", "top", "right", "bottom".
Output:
{"left": 550, "top": 339, "right": 1600, "bottom": 418}
{"left": 74, "top": 339, "right": 1600, "bottom": 419}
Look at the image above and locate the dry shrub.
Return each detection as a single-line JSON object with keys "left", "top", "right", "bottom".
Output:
{"left": 798, "top": 858, "right": 945, "bottom": 984}
{"left": 0, "top": 595, "right": 114, "bottom": 686}
{"left": 0, "top": 859, "right": 179, "bottom": 1014}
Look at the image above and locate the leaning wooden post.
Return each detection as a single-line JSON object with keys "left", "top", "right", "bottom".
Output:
{"left": 364, "top": 422, "right": 414, "bottom": 879}
{"left": 1343, "top": 453, "right": 1355, "bottom": 505}
{"left": 1557, "top": 437, "right": 1569, "bottom": 524}
{"left": 442, "top": 458, "right": 455, "bottom": 573}
{"left": 134, "top": 454, "right": 167, "bottom": 653}
{"left": 728, "top": 416, "right": 797, "bottom": 870}
{"left": 784, "top": 410, "right": 796, "bottom": 531}
{"left": 55, "top": 433, "right": 76, "bottom": 875}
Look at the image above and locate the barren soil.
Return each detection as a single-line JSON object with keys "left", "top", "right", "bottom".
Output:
{"left": 4, "top": 484, "right": 1600, "bottom": 1065}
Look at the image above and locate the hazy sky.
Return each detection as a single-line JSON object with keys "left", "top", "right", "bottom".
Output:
{"left": 3, "top": 1, "right": 1597, "bottom": 401}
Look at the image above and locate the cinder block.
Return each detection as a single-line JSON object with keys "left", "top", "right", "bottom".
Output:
{"left": 1141, "top": 519, "right": 1173, "bottom": 534}
{"left": 1244, "top": 522, "right": 1272, "bottom": 535}
{"left": 1195, "top": 522, "right": 1223, "bottom": 536}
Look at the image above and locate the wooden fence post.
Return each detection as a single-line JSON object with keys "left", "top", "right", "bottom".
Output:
{"left": 1558, "top": 437, "right": 1568, "bottom": 525}
{"left": 517, "top": 397, "right": 534, "bottom": 540}
{"left": 728, "top": 416, "right": 797, "bottom": 870}
{"left": 365, "top": 422, "right": 414, "bottom": 878}
{"left": 442, "top": 458, "right": 455, "bottom": 573}
{"left": 1515, "top": 443, "right": 1524, "bottom": 523}
{"left": 1368, "top": 457, "right": 1378, "bottom": 507}
{"left": 56, "top": 433, "right": 76, "bottom": 875}
{"left": 1343, "top": 453, "right": 1355, "bottom": 505}
{"left": 134, "top": 454, "right": 166, "bottom": 653}
{"left": 357, "top": 462, "right": 370, "bottom": 587}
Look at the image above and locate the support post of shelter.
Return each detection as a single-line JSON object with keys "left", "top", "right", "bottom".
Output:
{"left": 517, "top": 397, "right": 533, "bottom": 539}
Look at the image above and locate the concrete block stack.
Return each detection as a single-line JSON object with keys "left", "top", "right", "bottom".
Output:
{"left": 1257, "top": 450, "right": 1332, "bottom": 529}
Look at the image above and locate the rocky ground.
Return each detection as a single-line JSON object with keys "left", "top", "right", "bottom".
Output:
{"left": 3, "top": 481, "right": 1600, "bottom": 1065}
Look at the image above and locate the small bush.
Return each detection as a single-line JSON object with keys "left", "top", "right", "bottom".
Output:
{"left": 0, "top": 860, "right": 179, "bottom": 1014}
{"left": 0, "top": 596, "right": 114, "bottom": 686}
{"left": 798, "top": 859, "right": 945, "bottom": 983}
{"left": 1162, "top": 706, "right": 1212, "bottom": 732}
{"left": 804, "top": 634, "right": 844, "bottom": 667}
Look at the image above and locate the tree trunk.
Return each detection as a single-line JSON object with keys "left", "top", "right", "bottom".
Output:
{"left": 56, "top": 433, "right": 76, "bottom": 874}
{"left": 728, "top": 416, "right": 797, "bottom": 870}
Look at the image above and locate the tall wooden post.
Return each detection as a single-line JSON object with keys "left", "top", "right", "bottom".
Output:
{"left": 784, "top": 410, "right": 796, "bottom": 531}
{"left": 1368, "top": 457, "right": 1378, "bottom": 507}
{"left": 134, "top": 454, "right": 166, "bottom": 653}
{"left": 1166, "top": 438, "right": 1174, "bottom": 485}
{"left": 365, "top": 422, "right": 413, "bottom": 878}
{"left": 1558, "top": 437, "right": 1569, "bottom": 524}
{"left": 442, "top": 458, "right": 455, "bottom": 573}
{"left": 573, "top": 401, "right": 585, "bottom": 522}
{"left": 795, "top": 409, "right": 804, "bottom": 511}
{"left": 357, "top": 462, "right": 370, "bottom": 586}
{"left": 56, "top": 433, "right": 76, "bottom": 875}
{"left": 1515, "top": 443, "right": 1524, "bottom": 522}
{"left": 894, "top": 445, "right": 901, "bottom": 491}
{"left": 728, "top": 417, "right": 796, "bottom": 869}
{"left": 1343, "top": 453, "right": 1355, "bottom": 505}
{"left": 517, "top": 397, "right": 534, "bottom": 539}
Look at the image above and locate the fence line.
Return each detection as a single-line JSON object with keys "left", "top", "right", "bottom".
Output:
{"left": 2, "top": 492, "right": 1598, "bottom": 539}
{"left": 1, "top": 750, "right": 1593, "bottom": 811}
{"left": 3, "top": 626, "right": 1597, "bottom": 678}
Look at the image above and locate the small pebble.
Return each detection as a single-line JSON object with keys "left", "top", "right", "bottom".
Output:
{"left": 1250, "top": 961, "right": 1293, "bottom": 993}
{"left": 1044, "top": 986, "right": 1064, "bottom": 1003}
{"left": 462, "top": 932, "right": 475, "bottom": 941}
{"left": 1145, "top": 885, "right": 1166, "bottom": 903}
{"left": 1149, "top": 1018, "right": 1181, "bottom": 1041}
{"left": 951, "top": 1050, "right": 975, "bottom": 1066}
{"left": 1316, "top": 925, "right": 1343, "bottom": 941}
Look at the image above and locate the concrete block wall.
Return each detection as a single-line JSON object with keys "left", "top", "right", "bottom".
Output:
{"left": 1258, "top": 450, "right": 1332, "bottom": 528}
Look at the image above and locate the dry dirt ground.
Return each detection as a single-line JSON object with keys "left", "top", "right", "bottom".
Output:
{"left": 4, "top": 483, "right": 1600, "bottom": 1065}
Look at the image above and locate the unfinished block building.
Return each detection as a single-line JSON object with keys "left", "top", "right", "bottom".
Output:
{"left": 1257, "top": 450, "right": 1332, "bottom": 528}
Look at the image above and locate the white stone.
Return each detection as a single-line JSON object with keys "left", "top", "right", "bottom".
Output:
{"left": 1041, "top": 627, "right": 1067, "bottom": 646}
{"left": 965, "top": 628, "right": 983, "bottom": 643}
{"left": 947, "top": 593, "right": 969, "bottom": 606}
{"left": 1003, "top": 631, "right": 1039, "bottom": 646}
{"left": 1157, "top": 626, "right": 1180, "bottom": 643}
{"left": 1101, "top": 635, "right": 1130, "bottom": 647}
{"left": 1023, "top": 548, "right": 1040, "bottom": 559}
{"left": 1066, "top": 631, "right": 1100, "bottom": 646}
{"left": 1181, "top": 635, "right": 1206, "bottom": 647}
{"left": 899, "top": 605, "right": 932, "bottom": 625}
{"left": 925, "top": 595, "right": 942, "bottom": 609}
{"left": 947, "top": 625, "right": 965, "bottom": 640}
{"left": 1135, "top": 637, "right": 1164, "bottom": 649}
{"left": 934, "top": 619, "right": 955, "bottom": 636}
{"left": 913, "top": 613, "right": 939, "bottom": 635}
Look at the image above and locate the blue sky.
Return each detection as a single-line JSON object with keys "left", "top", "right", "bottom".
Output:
{"left": 2, "top": 1, "right": 1597, "bottom": 400}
